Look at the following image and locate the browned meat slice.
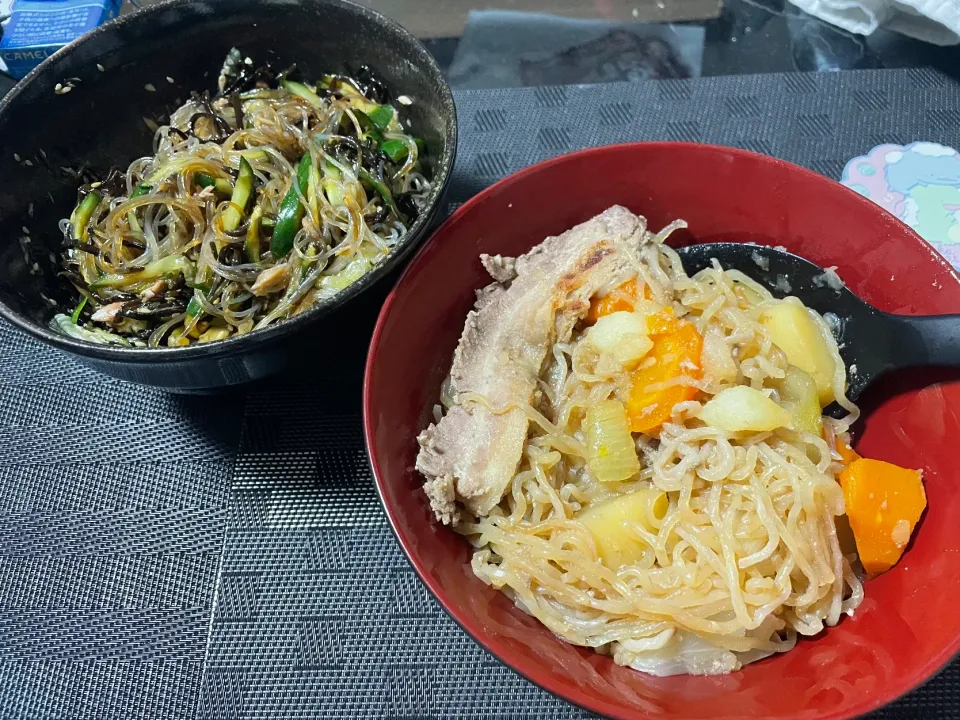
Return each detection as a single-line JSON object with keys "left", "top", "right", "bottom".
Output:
{"left": 416, "top": 205, "right": 649, "bottom": 524}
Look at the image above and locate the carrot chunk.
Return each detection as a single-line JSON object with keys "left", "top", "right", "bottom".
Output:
{"left": 588, "top": 279, "right": 649, "bottom": 323}
{"left": 839, "top": 458, "right": 926, "bottom": 576}
{"left": 836, "top": 438, "right": 861, "bottom": 466}
{"left": 645, "top": 308, "right": 683, "bottom": 336}
{"left": 626, "top": 321, "right": 702, "bottom": 435}
{"left": 588, "top": 279, "right": 700, "bottom": 435}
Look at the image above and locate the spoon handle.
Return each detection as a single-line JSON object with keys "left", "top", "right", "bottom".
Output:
{"left": 885, "top": 313, "right": 960, "bottom": 368}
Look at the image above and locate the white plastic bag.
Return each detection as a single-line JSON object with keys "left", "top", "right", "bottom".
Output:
{"left": 788, "top": 0, "right": 960, "bottom": 45}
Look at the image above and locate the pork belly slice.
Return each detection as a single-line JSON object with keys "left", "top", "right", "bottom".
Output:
{"left": 416, "top": 205, "right": 650, "bottom": 524}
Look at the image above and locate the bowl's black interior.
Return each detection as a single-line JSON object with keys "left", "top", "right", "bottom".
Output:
{"left": 0, "top": 0, "right": 455, "bottom": 369}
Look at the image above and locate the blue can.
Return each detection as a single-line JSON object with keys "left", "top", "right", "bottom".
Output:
{"left": 1, "top": 0, "right": 123, "bottom": 79}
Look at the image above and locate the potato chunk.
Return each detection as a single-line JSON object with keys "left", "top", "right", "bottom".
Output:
{"left": 773, "top": 365, "right": 822, "bottom": 436}
{"left": 699, "top": 386, "right": 790, "bottom": 433}
{"left": 578, "top": 487, "right": 669, "bottom": 569}
{"left": 701, "top": 325, "right": 738, "bottom": 382}
{"left": 759, "top": 300, "right": 837, "bottom": 405}
{"left": 587, "top": 311, "right": 653, "bottom": 368}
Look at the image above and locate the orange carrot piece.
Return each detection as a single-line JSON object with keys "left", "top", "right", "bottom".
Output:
{"left": 839, "top": 458, "right": 926, "bottom": 577}
{"left": 588, "top": 278, "right": 699, "bottom": 435}
{"left": 645, "top": 309, "right": 682, "bottom": 336}
{"left": 836, "top": 438, "right": 861, "bottom": 466}
{"left": 626, "top": 321, "right": 703, "bottom": 435}
{"left": 587, "top": 279, "right": 683, "bottom": 334}
{"left": 588, "top": 279, "right": 651, "bottom": 323}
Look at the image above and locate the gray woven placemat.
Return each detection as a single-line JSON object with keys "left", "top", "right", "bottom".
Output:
{"left": 3, "top": 68, "right": 960, "bottom": 719}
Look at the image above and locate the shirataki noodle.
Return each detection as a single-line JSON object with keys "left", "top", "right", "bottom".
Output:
{"left": 54, "top": 52, "right": 430, "bottom": 347}
{"left": 452, "top": 227, "right": 863, "bottom": 675}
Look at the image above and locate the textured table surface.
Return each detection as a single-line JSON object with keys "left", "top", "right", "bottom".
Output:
{"left": 3, "top": 68, "right": 960, "bottom": 719}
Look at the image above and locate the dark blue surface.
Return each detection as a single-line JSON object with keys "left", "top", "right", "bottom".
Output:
{"left": 2, "top": 68, "right": 960, "bottom": 718}
{"left": 4, "top": 0, "right": 960, "bottom": 95}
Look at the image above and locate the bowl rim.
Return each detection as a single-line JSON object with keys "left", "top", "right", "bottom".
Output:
{"left": 0, "top": 0, "right": 457, "bottom": 362}
{"left": 363, "top": 141, "right": 960, "bottom": 720}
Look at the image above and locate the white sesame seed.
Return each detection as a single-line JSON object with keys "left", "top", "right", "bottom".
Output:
{"left": 22, "top": 226, "right": 30, "bottom": 234}
{"left": 13, "top": 153, "right": 20, "bottom": 161}
{"left": 23, "top": 159, "right": 33, "bottom": 166}
{"left": 244, "top": 57, "right": 253, "bottom": 66}
{"left": 90, "top": 181, "right": 102, "bottom": 188}
{"left": 144, "top": 83, "right": 156, "bottom": 92}
{"left": 397, "top": 95, "right": 413, "bottom": 105}
{"left": 61, "top": 86, "right": 72, "bottom": 94}
{"left": 166, "top": 76, "right": 175, "bottom": 84}
{"left": 97, "top": 63, "right": 105, "bottom": 72}
{"left": 55, "top": 83, "right": 63, "bottom": 91}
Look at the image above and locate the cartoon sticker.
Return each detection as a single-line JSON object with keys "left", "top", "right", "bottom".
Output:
{"left": 842, "top": 142, "right": 960, "bottom": 269}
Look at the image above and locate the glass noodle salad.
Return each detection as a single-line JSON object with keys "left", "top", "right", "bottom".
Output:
{"left": 54, "top": 49, "right": 431, "bottom": 347}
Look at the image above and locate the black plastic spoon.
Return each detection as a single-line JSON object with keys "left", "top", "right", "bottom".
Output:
{"left": 676, "top": 242, "right": 960, "bottom": 404}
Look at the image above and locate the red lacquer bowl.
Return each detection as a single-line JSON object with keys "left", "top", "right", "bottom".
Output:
{"left": 363, "top": 143, "right": 960, "bottom": 719}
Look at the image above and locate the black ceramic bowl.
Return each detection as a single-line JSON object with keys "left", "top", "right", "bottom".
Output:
{"left": 0, "top": 0, "right": 456, "bottom": 390}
